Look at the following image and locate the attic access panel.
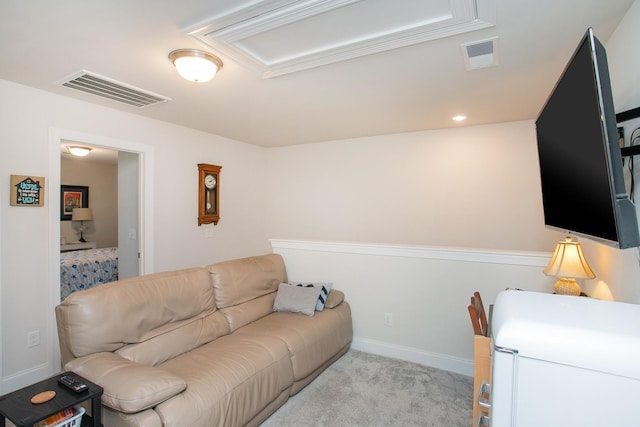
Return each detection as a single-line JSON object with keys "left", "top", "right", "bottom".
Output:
{"left": 186, "top": 0, "right": 496, "bottom": 78}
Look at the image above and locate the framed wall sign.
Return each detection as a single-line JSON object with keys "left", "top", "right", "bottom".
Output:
{"left": 61, "top": 185, "right": 89, "bottom": 221}
{"left": 198, "top": 163, "right": 221, "bottom": 225}
{"left": 10, "top": 175, "right": 45, "bottom": 206}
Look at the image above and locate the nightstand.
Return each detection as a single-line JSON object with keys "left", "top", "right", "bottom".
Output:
{"left": 0, "top": 372, "right": 103, "bottom": 427}
{"left": 60, "top": 242, "right": 96, "bottom": 252}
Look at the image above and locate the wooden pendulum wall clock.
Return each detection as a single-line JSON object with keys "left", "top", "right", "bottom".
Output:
{"left": 198, "top": 163, "right": 221, "bottom": 225}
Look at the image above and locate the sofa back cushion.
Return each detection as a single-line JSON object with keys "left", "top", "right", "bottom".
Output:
{"left": 56, "top": 267, "right": 217, "bottom": 364}
{"left": 208, "top": 254, "right": 287, "bottom": 330}
{"left": 114, "top": 309, "right": 230, "bottom": 366}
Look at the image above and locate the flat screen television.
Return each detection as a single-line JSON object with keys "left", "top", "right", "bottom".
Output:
{"left": 535, "top": 27, "right": 640, "bottom": 249}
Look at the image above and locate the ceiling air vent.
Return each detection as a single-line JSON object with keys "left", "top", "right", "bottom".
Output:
{"left": 461, "top": 37, "right": 499, "bottom": 71}
{"left": 56, "top": 70, "right": 171, "bottom": 108}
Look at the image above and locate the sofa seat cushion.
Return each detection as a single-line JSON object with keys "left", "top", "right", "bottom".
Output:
{"left": 155, "top": 334, "right": 293, "bottom": 427}
{"left": 235, "top": 302, "right": 353, "bottom": 382}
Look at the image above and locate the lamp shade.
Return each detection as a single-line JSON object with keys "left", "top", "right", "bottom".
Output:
{"left": 72, "top": 207, "right": 93, "bottom": 221}
{"left": 543, "top": 236, "right": 595, "bottom": 279}
{"left": 169, "top": 49, "right": 223, "bottom": 83}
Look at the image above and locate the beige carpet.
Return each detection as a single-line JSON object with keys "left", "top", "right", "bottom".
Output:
{"left": 261, "top": 349, "right": 473, "bottom": 426}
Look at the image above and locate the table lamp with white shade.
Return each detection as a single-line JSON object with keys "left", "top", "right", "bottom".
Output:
{"left": 71, "top": 208, "right": 93, "bottom": 243}
{"left": 543, "top": 236, "right": 595, "bottom": 296}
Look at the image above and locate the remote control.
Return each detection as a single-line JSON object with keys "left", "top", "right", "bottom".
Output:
{"left": 57, "top": 374, "right": 88, "bottom": 393}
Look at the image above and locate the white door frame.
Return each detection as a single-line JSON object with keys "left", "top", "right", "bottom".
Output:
{"left": 48, "top": 128, "right": 154, "bottom": 372}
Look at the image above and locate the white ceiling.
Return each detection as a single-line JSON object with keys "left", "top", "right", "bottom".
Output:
{"left": 0, "top": 0, "right": 635, "bottom": 147}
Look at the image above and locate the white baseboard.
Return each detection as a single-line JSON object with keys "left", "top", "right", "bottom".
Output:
{"left": 351, "top": 337, "right": 473, "bottom": 377}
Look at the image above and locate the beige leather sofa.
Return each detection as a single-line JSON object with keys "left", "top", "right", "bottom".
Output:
{"left": 56, "top": 253, "right": 353, "bottom": 426}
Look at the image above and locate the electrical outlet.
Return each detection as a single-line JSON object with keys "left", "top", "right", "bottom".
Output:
{"left": 384, "top": 312, "right": 393, "bottom": 327}
{"left": 27, "top": 330, "right": 40, "bottom": 348}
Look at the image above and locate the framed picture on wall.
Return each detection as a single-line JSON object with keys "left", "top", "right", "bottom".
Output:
{"left": 10, "top": 175, "right": 45, "bottom": 206}
{"left": 60, "top": 185, "right": 89, "bottom": 221}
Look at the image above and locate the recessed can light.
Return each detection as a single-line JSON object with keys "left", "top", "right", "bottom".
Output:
{"left": 452, "top": 115, "right": 467, "bottom": 122}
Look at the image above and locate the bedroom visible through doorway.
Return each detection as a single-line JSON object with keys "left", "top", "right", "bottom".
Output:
{"left": 60, "top": 143, "right": 140, "bottom": 285}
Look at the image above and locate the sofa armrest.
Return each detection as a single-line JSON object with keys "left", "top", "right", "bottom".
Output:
{"left": 325, "top": 289, "right": 345, "bottom": 309}
{"left": 65, "top": 352, "right": 186, "bottom": 414}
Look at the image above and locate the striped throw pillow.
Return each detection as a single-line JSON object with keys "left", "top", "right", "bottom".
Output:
{"left": 293, "top": 282, "right": 333, "bottom": 311}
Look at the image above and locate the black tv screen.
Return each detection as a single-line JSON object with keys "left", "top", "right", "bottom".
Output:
{"left": 535, "top": 28, "right": 640, "bottom": 249}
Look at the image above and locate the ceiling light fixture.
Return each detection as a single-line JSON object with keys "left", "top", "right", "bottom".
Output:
{"left": 169, "top": 49, "right": 223, "bottom": 83}
{"left": 67, "top": 146, "right": 92, "bottom": 157}
{"left": 452, "top": 115, "right": 467, "bottom": 122}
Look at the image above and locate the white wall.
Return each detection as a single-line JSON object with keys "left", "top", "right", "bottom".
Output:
{"left": 272, "top": 240, "right": 553, "bottom": 375}
{"left": 0, "top": 79, "right": 270, "bottom": 391}
{"left": 266, "top": 120, "right": 559, "bottom": 251}
{"left": 608, "top": 0, "right": 640, "bottom": 113}
{"left": 266, "top": 121, "right": 564, "bottom": 374}
{"left": 60, "top": 157, "right": 118, "bottom": 248}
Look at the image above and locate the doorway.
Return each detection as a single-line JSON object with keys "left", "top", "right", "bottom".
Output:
{"left": 49, "top": 128, "right": 155, "bottom": 372}
{"left": 60, "top": 144, "right": 140, "bottom": 279}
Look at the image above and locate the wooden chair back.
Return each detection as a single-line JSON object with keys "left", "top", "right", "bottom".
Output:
{"left": 468, "top": 291, "right": 488, "bottom": 336}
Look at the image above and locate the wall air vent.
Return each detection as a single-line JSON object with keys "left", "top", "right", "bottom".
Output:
{"left": 461, "top": 37, "right": 499, "bottom": 71}
{"left": 56, "top": 70, "right": 171, "bottom": 108}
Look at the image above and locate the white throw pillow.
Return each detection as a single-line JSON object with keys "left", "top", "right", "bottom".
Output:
{"left": 273, "top": 283, "right": 322, "bottom": 316}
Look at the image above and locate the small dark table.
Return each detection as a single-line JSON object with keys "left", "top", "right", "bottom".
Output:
{"left": 0, "top": 372, "right": 103, "bottom": 427}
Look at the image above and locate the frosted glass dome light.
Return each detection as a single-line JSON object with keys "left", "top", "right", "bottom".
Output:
{"left": 169, "top": 49, "right": 223, "bottom": 83}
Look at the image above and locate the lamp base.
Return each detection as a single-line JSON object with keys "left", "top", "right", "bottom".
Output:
{"left": 554, "top": 278, "right": 581, "bottom": 296}
{"left": 78, "top": 221, "right": 86, "bottom": 242}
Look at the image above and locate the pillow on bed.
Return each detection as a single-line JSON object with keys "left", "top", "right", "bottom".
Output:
{"left": 291, "top": 282, "right": 333, "bottom": 311}
{"left": 273, "top": 283, "right": 322, "bottom": 316}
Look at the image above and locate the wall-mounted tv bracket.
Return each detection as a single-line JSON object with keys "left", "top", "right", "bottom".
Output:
{"left": 617, "top": 106, "right": 640, "bottom": 157}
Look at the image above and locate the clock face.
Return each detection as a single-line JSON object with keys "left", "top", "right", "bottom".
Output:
{"left": 204, "top": 174, "right": 216, "bottom": 189}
